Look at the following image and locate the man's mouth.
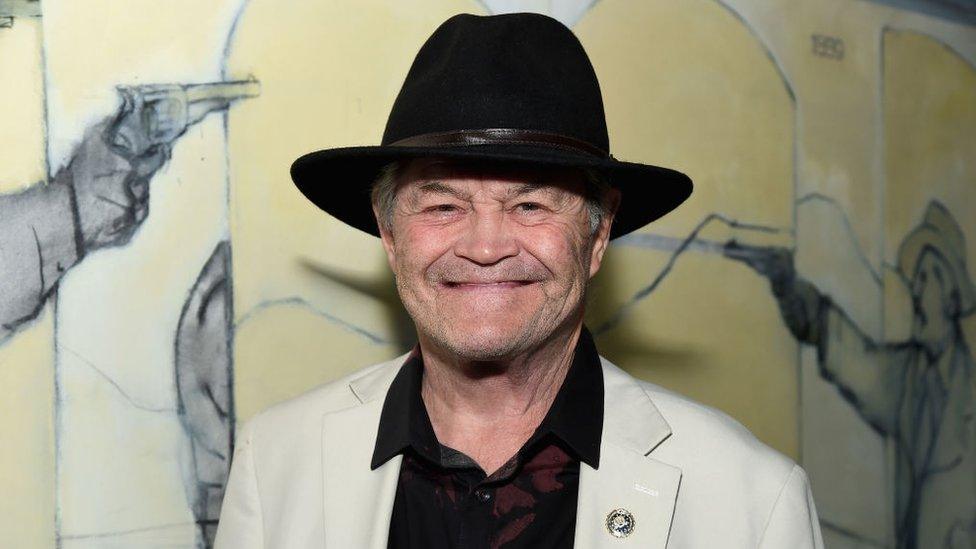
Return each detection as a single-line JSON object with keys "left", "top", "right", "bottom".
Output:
{"left": 442, "top": 280, "right": 536, "bottom": 289}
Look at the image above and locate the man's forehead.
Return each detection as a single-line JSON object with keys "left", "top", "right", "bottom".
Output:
{"left": 399, "top": 157, "right": 587, "bottom": 191}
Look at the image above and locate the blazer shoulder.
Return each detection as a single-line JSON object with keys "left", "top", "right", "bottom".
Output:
{"left": 633, "top": 377, "right": 811, "bottom": 543}
{"left": 245, "top": 352, "right": 409, "bottom": 439}
{"left": 637, "top": 377, "right": 796, "bottom": 479}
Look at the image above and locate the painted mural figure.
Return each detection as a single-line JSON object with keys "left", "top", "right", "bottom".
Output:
{"left": 728, "top": 200, "right": 976, "bottom": 548}
{"left": 175, "top": 240, "right": 235, "bottom": 549}
{"left": 0, "top": 79, "right": 254, "bottom": 547}
{"left": 0, "top": 113, "right": 169, "bottom": 344}
{"left": 0, "top": 80, "right": 257, "bottom": 345}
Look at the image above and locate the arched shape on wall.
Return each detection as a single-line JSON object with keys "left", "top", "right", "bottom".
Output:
{"left": 572, "top": 0, "right": 798, "bottom": 457}
{"left": 881, "top": 31, "right": 976, "bottom": 547}
{"left": 221, "top": 0, "right": 488, "bottom": 420}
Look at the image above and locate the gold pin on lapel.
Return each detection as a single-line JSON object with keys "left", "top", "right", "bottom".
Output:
{"left": 606, "top": 508, "right": 636, "bottom": 538}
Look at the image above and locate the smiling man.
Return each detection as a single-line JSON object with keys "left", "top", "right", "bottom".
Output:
{"left": 214, "top": 12, "right": 824, "bottom": 549}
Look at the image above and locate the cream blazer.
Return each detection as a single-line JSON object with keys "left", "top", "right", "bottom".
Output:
{"left": 214, "top": 354, "right": 824, "bottom": 548}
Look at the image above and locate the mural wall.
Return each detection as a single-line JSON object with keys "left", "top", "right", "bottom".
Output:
{"left": 0, "top": 0, "right": 972, "bottom": 547}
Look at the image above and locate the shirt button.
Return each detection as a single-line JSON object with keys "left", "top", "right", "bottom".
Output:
{"left": 475, "top": 489, "right": 493, "bottom": 503}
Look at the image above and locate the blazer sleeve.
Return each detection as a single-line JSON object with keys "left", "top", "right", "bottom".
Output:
{"left": 757, "top": 464, "right": 825, "bottom": 549}
{"left": 214, "top": 419, "right": 264, "bottom": 549}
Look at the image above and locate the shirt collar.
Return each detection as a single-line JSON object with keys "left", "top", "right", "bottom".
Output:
{"left": 370, "top": 326, "right": 604, "bottom": 470}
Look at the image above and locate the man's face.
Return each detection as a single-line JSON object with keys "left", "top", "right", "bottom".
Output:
{"left": 376, "top": 158, "right": 615, "bottom": 361}
{"left": 910, "top": 247, "right": 958, "bottom": 354}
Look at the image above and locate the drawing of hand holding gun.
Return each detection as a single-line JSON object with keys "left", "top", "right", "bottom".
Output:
{"left": 723, "top": 240, "right": 828, "bottom": 345}
{"left": 0, "top": 79, "right": 258, "bottom": 342}
{"left": 607, "top": 230, "right": 827, "bottom": 344}
{"left": 63, "top": 79, "right": 260, "bottom": 253}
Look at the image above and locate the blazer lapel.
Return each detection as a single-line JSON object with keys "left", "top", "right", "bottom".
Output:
{"left": 321, "top": 357, "right": 405, "bottom": 549}
{"left": 319, "top": 354, "right": 682, "bottom": 548}
{"left": 574, "top": 359, "right": 682, "bottom": 547}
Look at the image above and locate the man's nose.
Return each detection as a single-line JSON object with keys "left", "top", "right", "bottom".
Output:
{"left": 453, "top": 210, "right": 518, "bottom": 265}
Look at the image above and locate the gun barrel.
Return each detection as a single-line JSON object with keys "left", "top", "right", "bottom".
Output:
{"left": 109, "top": 78, "right": 260, "bottom": 157}
{"left": 184, "top": 79, "right": 261, "bottom": 105}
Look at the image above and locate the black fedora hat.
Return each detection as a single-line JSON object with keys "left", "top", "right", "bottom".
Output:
{"left": 290, "top": 12, "right": 692, "bottom": 239}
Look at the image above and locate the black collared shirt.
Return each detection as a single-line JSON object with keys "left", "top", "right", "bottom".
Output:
{"left": 371, "top": 327, "right": 604, "bottom": 549}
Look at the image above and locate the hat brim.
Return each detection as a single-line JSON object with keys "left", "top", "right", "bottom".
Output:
{"left": 290, "top": 143, "right": 692, "bottom": 240}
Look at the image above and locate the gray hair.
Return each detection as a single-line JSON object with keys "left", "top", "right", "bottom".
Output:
{"left": 370, "top": 161, "right": 615, "bottom": 235}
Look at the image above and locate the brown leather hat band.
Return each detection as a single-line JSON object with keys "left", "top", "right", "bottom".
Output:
{"left": 388, "top": 128, "right": 609, "bottom": 159}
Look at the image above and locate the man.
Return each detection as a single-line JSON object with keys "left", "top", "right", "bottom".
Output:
{"left": 214, "top": 13, "right": 824, "bottom": 548}
{"left": 728, "top": 200, "right": 975, "bottom": 548}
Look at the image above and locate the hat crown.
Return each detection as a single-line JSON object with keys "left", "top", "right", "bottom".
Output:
{"left": 381, "top": 13, "right": 609, "bottom": 152}
{"left": 290, "top": 13, "right": 692, "bottom": 241}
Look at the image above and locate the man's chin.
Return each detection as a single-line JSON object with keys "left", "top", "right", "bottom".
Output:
{"left": 429, "top": 324, "right": 536, "bottom": 362}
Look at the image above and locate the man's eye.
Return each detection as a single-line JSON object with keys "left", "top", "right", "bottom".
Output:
{"left": 516, "top": 202, "right": 544, "bottom": 212}
{"left": 427, "top": 204, "right": 459, "bottom": 213}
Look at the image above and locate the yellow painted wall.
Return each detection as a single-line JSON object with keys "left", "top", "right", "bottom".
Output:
{"left": 0, "top": 15, "right": 56, "bottom": 549}
{"left": 884, "top": 29, "right": 976, "bottom": 274}
{"left": 0, "top": 311, "right": 55, "bottom": 549}
{"left": 0, "top": 17, "right": 46, "bottom": 190}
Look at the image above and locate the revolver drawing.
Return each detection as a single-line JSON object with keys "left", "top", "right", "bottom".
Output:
{"left": 106, "top": 78, "right": 260, "bottom": 158}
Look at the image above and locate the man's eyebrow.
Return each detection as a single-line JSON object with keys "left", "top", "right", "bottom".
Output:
{"left": 413, "top": 180, "right": 562, "bottom": 202}
{"left": 509, "top": 183, "right": 542, "bottom": 197}
{"left": 416, "top": 181, "right": 471, "bottom": 200}
{"left": 507, "top": 182, "right": 574, "bottom": 204}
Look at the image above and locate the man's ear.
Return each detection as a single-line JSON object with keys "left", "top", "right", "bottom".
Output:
{"left": 373, "top": 204, "right": 397, "bottom": 271}
{"left": 589, "top": 187, "right": 621, "bottom": 278}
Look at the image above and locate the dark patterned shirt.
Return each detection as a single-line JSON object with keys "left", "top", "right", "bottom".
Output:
{"left": 371, "top": 328, "right": 604, "bottom": 549}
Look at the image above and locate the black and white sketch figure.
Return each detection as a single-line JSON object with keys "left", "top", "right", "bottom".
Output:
{"left": 176, "top": 241, "right": 234, "bottom": 549}
{"left": 0, "top": 79, "right": 258, "bottom": 346}
{"left": 728, "top": 200, "right": 976, "bottom": 548}
{"left": 0, "top": 116, "right": 169, "bottom": 343}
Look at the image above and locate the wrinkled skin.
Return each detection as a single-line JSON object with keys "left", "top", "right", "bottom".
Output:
{"left": 377, "top": 158, "right": 616, "bottom": 362}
